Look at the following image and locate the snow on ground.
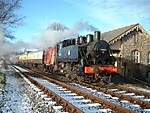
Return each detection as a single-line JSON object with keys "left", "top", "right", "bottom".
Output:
{"left": 0, "top": 65, "right": 56, "bottom": 113}
{"left": 0, "top": 64, "right": 35, "bottom": 113}
{"left": 0, "top": 71, "right": 33, "bottom": 113}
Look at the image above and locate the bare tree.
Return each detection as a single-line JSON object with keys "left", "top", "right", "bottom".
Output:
{"left": 0, "top": 0, "right": 24, "bottom": 39}
{"left": 47, "top": 22, "right": 69, "bottom": 31}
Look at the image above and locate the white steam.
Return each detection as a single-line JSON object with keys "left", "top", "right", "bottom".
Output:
{"left": 73, "top": 20, "right": 98, "bottom": 32}
{"left": 32, "top": 21, "right": 97, "bottom": 49}
{"left": 0, "top": 21, "right": 97, "bottom": 57}
{"left": 33, "top": 30, "right": 77, "bottom": 49}
{"left": 0, "top": 24, "right": 28, "bottom": 57}
{"left": 0, "top": 24, "right": 4, "bottom": 40}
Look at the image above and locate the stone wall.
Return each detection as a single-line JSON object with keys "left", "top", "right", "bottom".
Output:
{"left": 110, "top": 29, "right": 150, "bottom": 81}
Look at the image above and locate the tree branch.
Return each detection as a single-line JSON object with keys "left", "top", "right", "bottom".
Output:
{"left": 0, "top": 0, "right": 23, "bottom": 39}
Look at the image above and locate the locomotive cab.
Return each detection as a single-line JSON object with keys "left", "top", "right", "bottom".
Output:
{"left": 57, "top": 39, "right": 79, "bottom": 63}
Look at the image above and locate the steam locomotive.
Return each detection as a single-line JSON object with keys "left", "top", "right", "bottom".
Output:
{"left": 14, "top": 31, "right": 118, "bottom": 82}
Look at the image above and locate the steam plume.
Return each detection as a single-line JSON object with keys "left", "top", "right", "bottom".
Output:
{"left": 32, "top": 21, "right": 98, "bottom": 49}
{"left": 0, "top": 24, "right": 4, "bottom": 40}
{"left": 0, "top": 24, "right": 28, "bottom": 57}
{"left": 33, "top": 30, "right": 77, "bottom": 49}
{"left": 73, "top": 20, "right": 98, "bottom": 32}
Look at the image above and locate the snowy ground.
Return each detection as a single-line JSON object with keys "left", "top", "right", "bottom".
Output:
{"left": 0, "top": 64, "right": 39, "bottom": 113}
{"left": 0, "top": 65, "right": 59, "bottom": 113}
{"left": 1, "top": 63, "right": 150, "bottom": 113}
{"left": 0, "top": 70, "right": 33, "bottom": 113}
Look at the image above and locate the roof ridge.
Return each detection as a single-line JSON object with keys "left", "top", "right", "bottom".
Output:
{"left": 102, "top": 23, "right": 138, "bottom": 34}
{"left": 102, "top": 23, "right": 140, "bottom": 43}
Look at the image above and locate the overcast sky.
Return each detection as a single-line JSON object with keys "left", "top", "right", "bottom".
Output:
{"left": 15, "top": 0, "right": 150, "bottom": 43}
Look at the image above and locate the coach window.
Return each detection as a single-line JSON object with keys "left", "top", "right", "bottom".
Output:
{"left": 132, "top": 50, "right": 140, "bottom": 63}
{"left": 148, "top": 52, "right": 150, "bottom": 64}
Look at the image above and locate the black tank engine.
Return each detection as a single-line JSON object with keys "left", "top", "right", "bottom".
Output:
{"left": 57, "top": 31, "right": 117, "bottom": 82}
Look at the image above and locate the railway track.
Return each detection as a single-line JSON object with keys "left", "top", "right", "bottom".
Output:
{"left": 22, "top": 65, "right": 150, "bottom": 97}
{"left": 12, "top": 66, "right": 71, "bottom": 113}
{"left": 23, "top": 65, "right": 150, "bottom": 102}
{"left": 67, "top": 82, "right": 150, "bottom": 112}
{"left": 99, "top": 82, "right": 150, "bottom": 98}
{"left": 12, "top": 65, "right": 150, "bottom": 113}
{"left": 11, "top": 65, "right": 138, "bottom": 113}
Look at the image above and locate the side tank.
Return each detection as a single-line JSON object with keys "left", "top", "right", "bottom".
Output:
{"left": 57, "top": 39, "right": 79, "bottom": 62}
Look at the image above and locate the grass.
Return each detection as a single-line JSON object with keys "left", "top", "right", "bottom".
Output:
{"left": 0, "top": 84, "right": 4, "bottom": 89}
{"left": 0, "top": 75, "right": 5, "bottom": 83}
{"left": 0, "top": 75, "right": 5, "bottom": 90}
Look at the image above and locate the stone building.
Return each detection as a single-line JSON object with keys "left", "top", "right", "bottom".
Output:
{"left": 102, "top": 23, "right": 150, "bottom": 81}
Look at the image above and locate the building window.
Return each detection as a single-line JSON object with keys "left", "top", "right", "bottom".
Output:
{"left": 132, "top": 50, "right": 140, "bottom": 63}
{"left": 148, "top": 52, "right": 150, "bottom": 64}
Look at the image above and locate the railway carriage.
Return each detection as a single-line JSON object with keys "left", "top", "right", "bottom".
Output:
{"left": 16, "top": 50, "right": 44, "bottom": 68}
{"left": 18, "top": 54, "right": 28, "bottom": 64}
{"left": 27, "top": 51, "right": 44, "bottom": 64}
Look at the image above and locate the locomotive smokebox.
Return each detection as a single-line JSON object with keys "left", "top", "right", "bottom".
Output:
{"left": 86, "top": 34, "right": 94, "bottom": 43}
{"left": 94, "top": 31, "right": 101, "bottom": 41}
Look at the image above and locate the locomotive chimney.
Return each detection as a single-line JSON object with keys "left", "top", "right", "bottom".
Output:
{"left": 79, "top": 36, "right": 83, "bottom": 44}
{"left": 71, "top": 39, "right": 75, "bottom": 45}
{"left": 86, "top": 34, "right": 94, "bottom": 43}
{"left": 75, "top": 38, "right": 79, "bottom": 45}
{"left": 94, "top": 31, "right": 101, "bottom": 41}
{"left": 82, "top": 36, "right": 86, "bottom": 43}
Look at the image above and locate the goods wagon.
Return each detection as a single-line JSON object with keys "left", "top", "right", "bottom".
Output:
{"left": 43, "top": 48, "right": 57, "bottom": 71}
{"left": 44, "top": 48, "right": 56, "bottom": 65}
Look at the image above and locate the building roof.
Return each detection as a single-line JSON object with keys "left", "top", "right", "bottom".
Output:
{"left": 102, "top": 23, "right": 149, "bottom": 44}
